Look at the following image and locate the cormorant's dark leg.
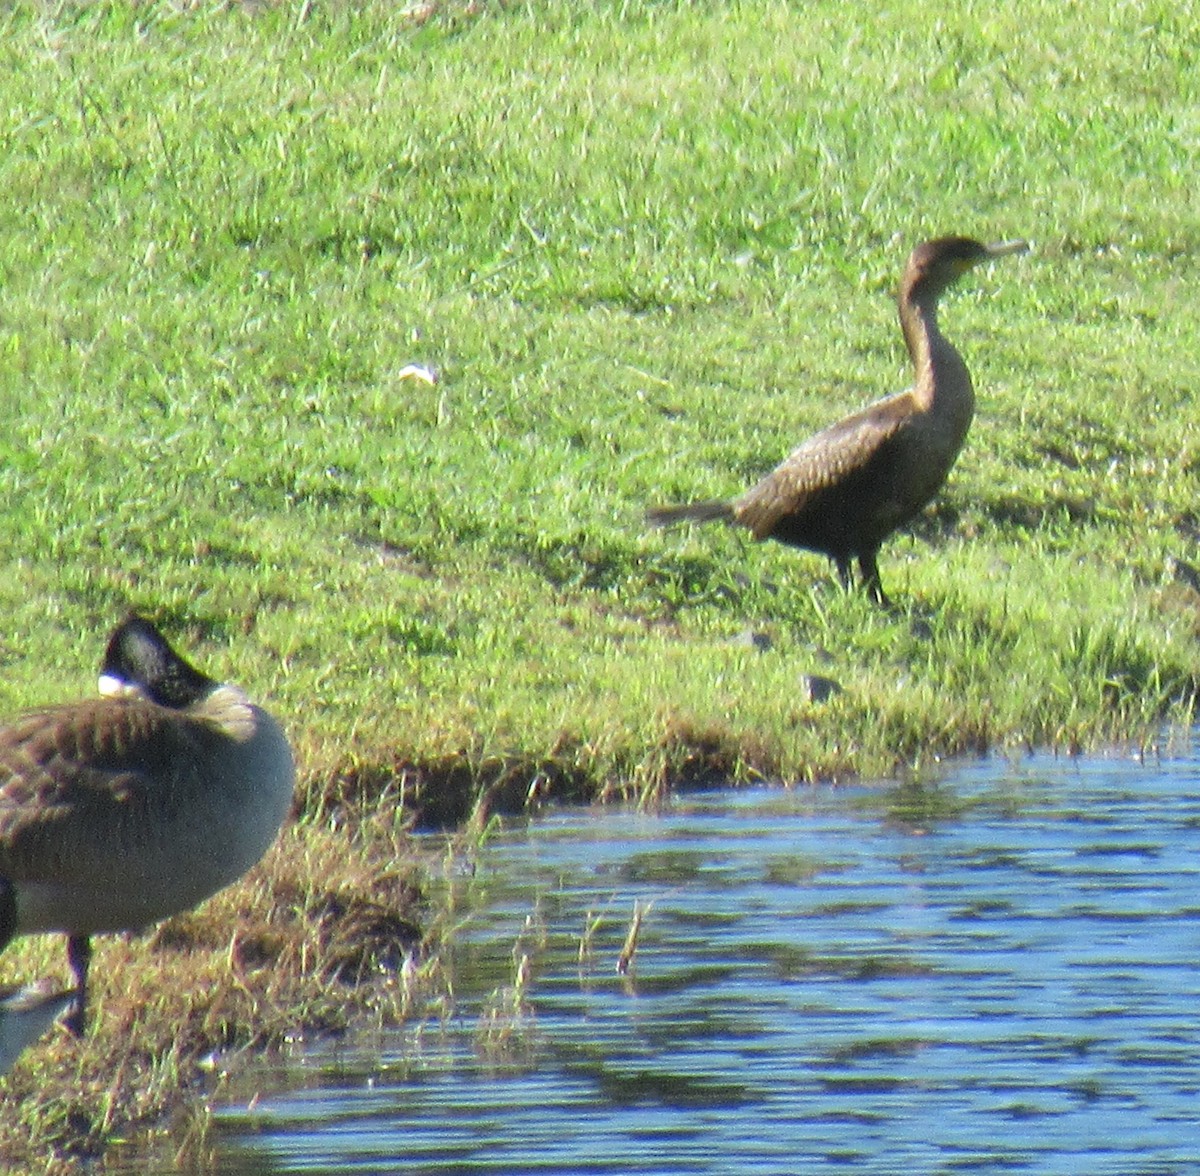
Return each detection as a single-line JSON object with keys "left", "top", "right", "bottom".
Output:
{"left": 64, "top": 936, "right": 92, "bottom": 1038}
{"left": 859, "top": 550, "right": 891, "bottom": 609}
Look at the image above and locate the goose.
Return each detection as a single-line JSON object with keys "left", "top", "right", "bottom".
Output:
{"left": 647, "top": 235, "right": 1028, "bottom": 606}
{"left": 0, "top": 982, "right": 74, "bottom": 1075}
{"left": 0, "top": 615, "right": 295, "bottom": 1036}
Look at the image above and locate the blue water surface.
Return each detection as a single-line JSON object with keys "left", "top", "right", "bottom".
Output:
{"left": 131, "top": 748, "right": 1200, "bottom": 1174}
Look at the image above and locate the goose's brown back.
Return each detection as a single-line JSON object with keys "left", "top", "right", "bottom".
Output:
{"left": 0, "top": 693, "right": 293, "bottom": 934}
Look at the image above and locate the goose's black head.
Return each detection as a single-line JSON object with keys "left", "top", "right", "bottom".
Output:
{"left": 99, "top": 615, "right": 218, "bottom": 710}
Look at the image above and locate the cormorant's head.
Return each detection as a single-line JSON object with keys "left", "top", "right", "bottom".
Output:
{"left": 905, "top": 236, "right": 1029, "bottom": 299}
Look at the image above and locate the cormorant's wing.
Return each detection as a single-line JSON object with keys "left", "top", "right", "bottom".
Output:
{"left": 733, "top": 391, "right": 914, "bottom": 540}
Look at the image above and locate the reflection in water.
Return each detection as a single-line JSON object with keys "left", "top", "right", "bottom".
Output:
{"left": 125, "top": 751, "right": 1200, "bottom": 1173}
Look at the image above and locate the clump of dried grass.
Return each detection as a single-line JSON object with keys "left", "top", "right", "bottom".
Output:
{"left": 0, "top": 816, "right": 437, "bottom": 1169}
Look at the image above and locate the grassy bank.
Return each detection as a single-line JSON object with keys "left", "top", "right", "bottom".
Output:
{"left": 1, "top": 0, "right": 1200, "bottom": 1165}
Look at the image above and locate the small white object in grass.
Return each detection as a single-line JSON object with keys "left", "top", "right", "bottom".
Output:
{"left": 397, "top": 364, "right": 438, "bottom": 385}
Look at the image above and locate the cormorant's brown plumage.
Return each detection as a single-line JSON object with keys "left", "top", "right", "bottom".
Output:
{"left": 646, "top": 235, "right": 1028, "bottom": 606}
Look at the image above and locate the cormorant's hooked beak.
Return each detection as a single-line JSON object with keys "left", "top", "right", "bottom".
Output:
{"left": 984, "top": 239, "right": 1031, "bottom": 259}
{"left": 954, "top": 239, "right": 1028, "bottom": 277}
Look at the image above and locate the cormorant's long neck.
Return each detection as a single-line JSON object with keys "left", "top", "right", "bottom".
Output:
{"left": 898, "top": 284, "right": 973, "bottom": 422}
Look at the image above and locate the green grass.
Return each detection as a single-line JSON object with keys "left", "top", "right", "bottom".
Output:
{"left": 1, "top": 0, "right": 1200, "bottom": 1163}
{"left": 3, "top": 0, "right": 1198, "bottom": 796}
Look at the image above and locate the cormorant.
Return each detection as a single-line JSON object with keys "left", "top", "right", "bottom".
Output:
{"left": 646, "top": 235, "right": 1028, "bottom": 606}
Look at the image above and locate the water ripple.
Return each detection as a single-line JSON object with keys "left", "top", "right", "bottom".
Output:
{"left": 170, "top": 750, "right": 1200, "bottom": 1173}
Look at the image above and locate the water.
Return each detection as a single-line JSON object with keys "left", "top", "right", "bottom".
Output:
{"left": 136, "top": 750, "right": 1200, "bottom": 1173}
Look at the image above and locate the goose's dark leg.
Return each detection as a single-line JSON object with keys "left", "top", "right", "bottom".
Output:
{"left": 834, "top": 558, "right": 853, "bottom": 593}
{"left": 0, "top": 879, "right": 15, "bottom": 953}
{"left": 65, "top": 936, "right": 92, "bottom": 1037}
{"left": 0, "top": 884, "right": 87, "bottom": 1039}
